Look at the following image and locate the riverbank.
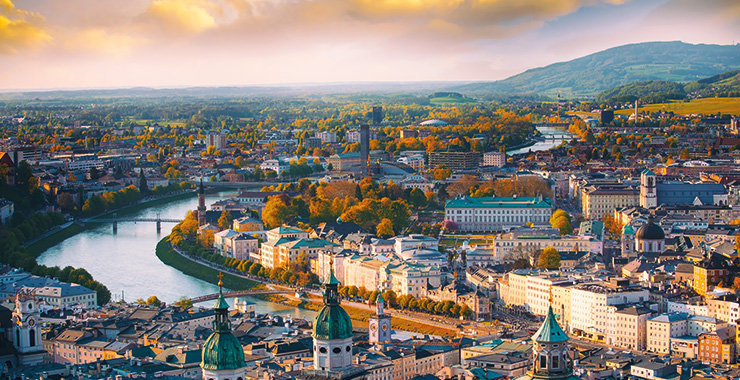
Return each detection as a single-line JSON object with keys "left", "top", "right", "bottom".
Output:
{"left": 155, "top": 237, "right": 261, "bottom": 290}
{"left": 26, "top": 191, "right": 198, "bottom": 259}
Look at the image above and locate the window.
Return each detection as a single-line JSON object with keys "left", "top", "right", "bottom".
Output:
{"left": 333, "top": 347, "right": 341, "bottom": 354}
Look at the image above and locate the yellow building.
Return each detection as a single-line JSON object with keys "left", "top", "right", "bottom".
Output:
{"left": 581, "top": 185, "right": 639, "bottom": 220}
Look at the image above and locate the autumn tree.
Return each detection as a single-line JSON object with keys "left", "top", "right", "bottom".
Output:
{"left": 262, "top": 195, "right": 293, "bottom": 229}
{"left": 146, "top": 296, "right": 162, "bottom": 307}
{"left": 376, "top": 218, "right": 395, "bottom": 238}
{"left": 550, "top": 209, "right": 573, "bottom": 236}
{"left": 447, "top": 175, "right": 479, "bottom": 197}
{"left": 218, "top": 210, "right": 233, "bottom": 230}
{"left": 538, "top": 247, "right": 561, "bottom": 270}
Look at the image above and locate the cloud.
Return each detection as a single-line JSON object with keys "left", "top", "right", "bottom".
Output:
{"left": 141, "top": 0, "right": 220, "bottom": 34}
{"left": 0, "top": 0, "right": 51, "bottom": 54}
{"left": 63, "top": 28, "right": 142, "bottom": 58}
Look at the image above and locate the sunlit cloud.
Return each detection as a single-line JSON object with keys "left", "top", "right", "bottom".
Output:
{"left": 0, "top": 0, "right": 51, "bottom": 54}
{"left": 63, "top": 28, "right": 143, "bottom": 58}
{"left": 141, "top": 0, "right": 220, "bottom": 34}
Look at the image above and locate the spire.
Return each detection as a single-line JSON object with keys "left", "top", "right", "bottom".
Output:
{"left": 212, "top": 273, "right": 231, "bottom": 332}
{"left": 199, "top": 178, "right": 205, "bottom": 195}
{"left": 323, "top": 255, "right": 341, "bottom": 306}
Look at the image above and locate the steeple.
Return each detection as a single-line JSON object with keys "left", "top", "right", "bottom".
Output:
{"left": 376, "top": 291, "right": 385, "bottom": 316}
{"left": 197, "top": 178, "right": 206, "bottom": 226}
{"left": 312, "top": 256, "right": 354, "bottom": 373}
{"left": 201, "top": 273, "right": 246, "bottom": 380}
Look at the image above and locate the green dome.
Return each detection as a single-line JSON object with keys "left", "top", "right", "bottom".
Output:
{"left": 622, "top": 224, "right": 634, "bottom": 235}
{"left": 313, "top": 304, "right": 354, "bottom": 340}
{"left": 201, "top": 331, "right": 246, "bottom": 370}
{"left": 313, "top": 266, "right": 353, "bottom": 340}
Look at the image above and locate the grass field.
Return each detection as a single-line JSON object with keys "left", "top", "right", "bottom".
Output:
{"left": 429, "top": 96, "right": 478, "bottom": 105}
{"left": 155, "top": 237, "right": 261, "bottom": 290}
{"left": 614, "top": 97, "right": 740, "bottom": 116}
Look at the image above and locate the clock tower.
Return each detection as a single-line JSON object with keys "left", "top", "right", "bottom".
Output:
{"left": 368, "top": 291, "right": 391, "bottom": 345}
{"left": 12, "top": 292, "right": 45, "bottom": 366}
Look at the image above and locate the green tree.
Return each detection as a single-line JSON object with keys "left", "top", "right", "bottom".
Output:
{"left": 262, "top": 195, "right": 294, "bottom": 229}
{"left": 538, "top": 247, "right": 561, "bottom": 270}
{"left": 139, "top": 170, "right": 149, "bottom": 194}
{"left": 460, "top": 304, "right": 473, "bottom": 319}
{"left": 408, "top": 187, "right": 427, "bottom": 209}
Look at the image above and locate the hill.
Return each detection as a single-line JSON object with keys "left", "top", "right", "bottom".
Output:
{"left": 596, "top": 69, "right": 740, "bottom": 103}
{"left": 450, "top": 41, "right": 740, "bottom": 98}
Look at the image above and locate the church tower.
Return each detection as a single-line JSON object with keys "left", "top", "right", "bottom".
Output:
{"left": 621, "top": 224, "right": 635, "bottom": 257}
{"left": 369, "top": 291, "right": 391, "bottom": 345}
{"left": 197, "top": 179, "right": 206, "bottom": 226}
{"left": 201, "top": 275, "right": 246, "bottom": 380}
{"left": 640, "top": 169, "right": 657, "bottom": 208}
{"left": 513, "top": 304, "right": 580, "bottom": 380}
{"left": 312, "top": 264, "right": 354, "bottom": 374}
{"left": 12, "top": 292, "right": 45, "bottom": 366}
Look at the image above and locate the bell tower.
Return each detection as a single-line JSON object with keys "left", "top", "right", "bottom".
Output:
{"left": 640, "top": 169, "right": 657, "bottom": 208}
{"left": 12, "top": 292, "right": 45, "bottom": 366}
{"left": 197, "top": 178, "right": 206, "bottom": 226}
{"left": 369, "top": 291, "right": 392, "bottom": 345}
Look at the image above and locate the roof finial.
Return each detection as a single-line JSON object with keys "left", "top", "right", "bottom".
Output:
{"left": 548, "top": 287, "right": 553, "bottom": 305}
{"left": 218, "top": 272, "right": 224, "bottom": 289}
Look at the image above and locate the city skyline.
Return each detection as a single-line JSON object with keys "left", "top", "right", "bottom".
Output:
{"left": 0, "top": 0, "right": 738, "bottom": 90}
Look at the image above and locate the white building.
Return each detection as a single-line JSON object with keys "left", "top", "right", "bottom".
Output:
{"left": 483, "top": 152, "right": 506, "bottom": 167}
{"left": 260, "top": 159, "right": 290, "bottom": 176}
{"left": 569, "top": 281, "right": 649, "bottom": 339}
{"left": 444, "top": 196, "right": 552, "bottom": 232}
{"left": 316, "top": 131, "right": 337, "bottom": 143}
{"left": 647, "top": 313, "right": 689, "bottom": 354}
{"left": 393, "top": 235, "right": 439, "bottom": 255}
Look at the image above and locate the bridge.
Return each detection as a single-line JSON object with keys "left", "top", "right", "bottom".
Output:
{"left": 189, "top": 289, "right": 298, "bottom": 304}
{"left": 89, "top": 214, "right": 183, "bottom": 233}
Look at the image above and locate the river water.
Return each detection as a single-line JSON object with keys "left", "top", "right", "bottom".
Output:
{"left": 507, "top": 125, "right": 574, "bottom": 155}
{"left": 37, "top": 191, "right": 317, "bottom": 319}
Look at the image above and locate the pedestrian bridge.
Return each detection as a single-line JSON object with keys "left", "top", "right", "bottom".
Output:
{"left": 88, "top": 214, "right": 183, "bottom": 233}
{"left": 189, "top": 289, "right": 298, "bottom": 304}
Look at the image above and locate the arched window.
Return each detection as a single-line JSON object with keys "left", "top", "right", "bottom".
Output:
{"left": 29, "top": 330, "right": 35, "bottom": 347}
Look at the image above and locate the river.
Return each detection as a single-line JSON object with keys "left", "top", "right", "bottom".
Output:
{"left": 37, "top": 191, "right": 317, "bottom": 320}
{"left": 507, "top": 125, "right": 574, "bottom": 155}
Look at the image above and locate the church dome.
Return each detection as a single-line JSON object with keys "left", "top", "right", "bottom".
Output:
{"left": 313, "top": 270, "right": 353, "bottom": 340}
{"left": 201, "top": 330, "right": 246, "bottom": 370}
{"left": 201, "top": 278, "right": 246, "bottom": 371}
{"left": 313, "top": 304, "right": 354, "bottom": 340}
{"left": 636, "top": 217, "right": 664, "bottom": 240}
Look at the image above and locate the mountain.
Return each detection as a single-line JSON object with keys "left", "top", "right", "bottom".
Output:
{"left": 595, "top": 69, "right": 740, "bottom": 103}
{"left": 451, "top": 41, "right": 740, "bottom": 98}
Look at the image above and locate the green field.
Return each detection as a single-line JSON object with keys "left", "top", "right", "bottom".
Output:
{"left": 429, "top": 96, "right": 479, "bottom": 105}
{"left": 615, "top": 97, "right": 740, "bottom": 116}
{"left": 155, "top": 237, "right": 261, "bottom": 290}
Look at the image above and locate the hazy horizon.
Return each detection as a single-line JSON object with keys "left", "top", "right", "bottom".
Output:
{"left": 1, "top": 0, "right": 738, "bottom": 91}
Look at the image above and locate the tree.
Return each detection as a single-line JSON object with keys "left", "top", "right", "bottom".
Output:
{"left": 146, "top": 296, "right": 162, "bottom": 307}
{"left": 460, "top": 304, "right": 473, "bottom": 319}
{"left": 262, "top": 195, "right": 293, "bottom": 229}
{"left": 139, "top": 170, "right": 149, "bottom": 194}
{"left": 376, "top": 218, "right": 395, "bottom": 238}
{"left": 679, "top": 148, "right": 690, "bottom": 160}
{"left": 550, "top": 209, "right": 573, "bottom": 236}
{"left": 58, "top": 192, "right": 75, "bottom": 212}
{"left": 538, "top": 247, "right": 561, "bottom": 270}
{"left": 408, "top": 188, "right": 427, "bottom": 209}
{"left": 218, "top": 210, "right": 233, "bottom": 230}
{"left": 447, "top": 175, "right": 479, "bottom": 197}
{"left": 174, "top": 296, "right": 193, "bottom": 309}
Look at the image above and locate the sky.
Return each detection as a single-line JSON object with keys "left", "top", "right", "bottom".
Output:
{"left": 0, "top": 0, "right": 738, "bottom": 90}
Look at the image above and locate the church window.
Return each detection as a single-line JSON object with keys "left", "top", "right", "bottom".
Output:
{"left": 333, "top": 347, "right": 341, "bottom": 354}
{"left": 540, "top": 355, "right": 547, "bottom": 369}
{"left": 29, "top": 330, "right": 35, "bottom": 347}
{"left": 552, "top": 356, "right": 559, "bottom": 369}
{"left": 346, "top": 346, "right": 351, "bottom": 352}
{"left": 319, "top": 347, "right": 327, "bottom": 353}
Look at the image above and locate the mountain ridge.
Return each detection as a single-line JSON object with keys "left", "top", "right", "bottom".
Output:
{"left": 449, "top": 41, "right": 740, "bottom": 98}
